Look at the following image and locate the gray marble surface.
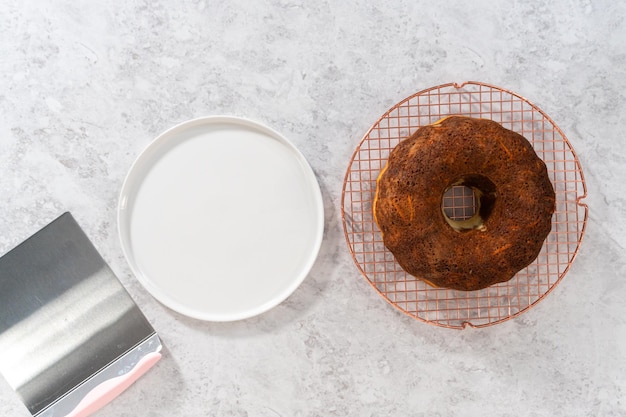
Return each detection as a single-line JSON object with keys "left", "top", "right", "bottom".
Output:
{"left": 1, "top": 0, "right": 625, "bottom": 416}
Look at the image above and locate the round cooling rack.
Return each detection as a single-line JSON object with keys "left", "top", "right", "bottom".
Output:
{"left": 341, "top": 81, "right": 588, "bottom": 329}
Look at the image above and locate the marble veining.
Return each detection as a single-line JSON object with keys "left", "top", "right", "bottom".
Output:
{"left": 1, "top": 1, "right": 626, "bottom": 416}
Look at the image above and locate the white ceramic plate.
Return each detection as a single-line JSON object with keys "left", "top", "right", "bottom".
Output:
{"left": 118, "top": 116, "right": 324, "bottom": 321}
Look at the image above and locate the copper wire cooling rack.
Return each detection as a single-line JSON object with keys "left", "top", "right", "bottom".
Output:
{"left": 341, "top": 81, "right": 588, "bottom": 329}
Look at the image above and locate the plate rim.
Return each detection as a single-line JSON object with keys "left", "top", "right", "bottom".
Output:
{"left": 117, "top": 115, "right": 325, "bottom": 321}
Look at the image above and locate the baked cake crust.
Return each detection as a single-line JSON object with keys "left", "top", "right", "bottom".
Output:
{"left": 373, "top": 116, "right": 556, "bottom": 291}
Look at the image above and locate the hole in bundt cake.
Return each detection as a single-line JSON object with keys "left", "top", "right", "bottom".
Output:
{"left": 442, "top": 185, "right": 476, "bottom": 220}
{"left": 441, "top": 175, "right": 497, "bottom": 232}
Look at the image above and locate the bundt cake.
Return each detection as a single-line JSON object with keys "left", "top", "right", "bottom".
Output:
{"left": 373, "top": 116, "right": 555, "bottom": 291}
